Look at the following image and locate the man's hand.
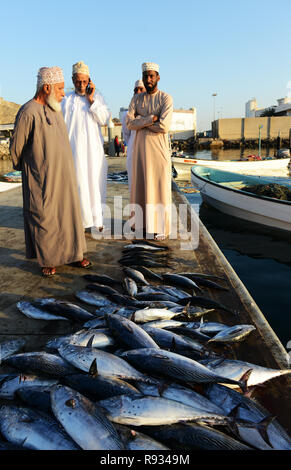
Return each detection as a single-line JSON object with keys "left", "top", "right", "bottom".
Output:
{"left": 153, "top": 115, "right": 159, "bottom": 123}
{"left": 86, "top": 81, "right": 95, "bottom": 105}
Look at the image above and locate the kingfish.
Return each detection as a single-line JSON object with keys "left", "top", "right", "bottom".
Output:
{"left": 98, "top": 394, "right": 230, "bottom": 427}
{"left": 142, "top": 423, "right": 252, "bottom": 451}
{"left": 207, "top": 324, "right": 256, "bottom": 344}
{"left": 46, "top": 328, "right": 115, "bottom": 350}
{"left": 142, "top": 325, "right": 208, "bottom": 360}
{"left": 123, "top": 277, "right": 138, "bottom": 298}
{"left": 179, "top": 273, "right": 228, "bottom": 291}
{"left": 31, "top": 298, "right": 96, "bottom": 322}
{"left": 122, "top": 349, "right": 248, "bottom": 391}
{"left": 162, "top": 273, "right": 201, "bottom": 293}
{"left": 16, "top": 386, "right": 53, "bottom": 414}
{"left": 4, "top": 352, "right": 78, "bottom": 378}
{"left": 131, "top": 266, "right": 163, "bottom": 281}
{"left": 83, "top": 274, "right": 122, "bottom": 286}
{"left": 0, "top": 338, "right": 26, "bottom": 361}
{"left": 64, "top": 371, "right": 141, "bottom": 402}
{"left": 58, "top": 343, "right": 153, "bottom": 383}
{"left": 75, "top": 290, "right": 117, "bottom": 307}
{"left": 136, "top": 381, "right": 225, "bottom": 416}
{"left": 122, "top": 267, "right": 149, "bottom": 285}
{"left": 204, "top": 383, "right": 291, "bottom": 450}
{"left": 114, "top": 424, "right": 170, "bottom": 450}
{"left": 0, "top": 373, "right": 58, "bottom": 400}
{"left": 105, "top": 313, "right": 160, "bottom": 350}
{"left": 17, "top": 301, "right": 69, "bottom": 321}
{"left": 0, "top": 405, "right": 79, "bottom": 450}
{"left": 51, "top": 385, "right": 124, "bottom": 450}
{"left": 200, "top": 357, "right": 291, "bottom": 388}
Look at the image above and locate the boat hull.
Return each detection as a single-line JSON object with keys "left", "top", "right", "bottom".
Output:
{"left": 173, "top": 157, "right": 289, "bottom": 178}
{"left": 191, "top": 166, "right": 291, "bottom": 232}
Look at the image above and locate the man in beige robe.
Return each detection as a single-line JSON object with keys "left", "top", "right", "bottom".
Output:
{"left": 126, "top": 62, "right": 173, "bottom": 239}
{"left": 9, "top": 66, "right": 91, "bottom": 277}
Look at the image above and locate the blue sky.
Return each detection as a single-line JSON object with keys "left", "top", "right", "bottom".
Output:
{"left": 1, "top": 0, "right": 291, "bottom": 130}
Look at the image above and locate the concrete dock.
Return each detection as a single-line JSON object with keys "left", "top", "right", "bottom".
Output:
{"left": 0, "top": 156, "right": 290, "bottom": 434}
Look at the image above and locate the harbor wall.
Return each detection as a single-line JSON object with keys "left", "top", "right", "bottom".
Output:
{"left": 213, "top": 116, "right": 291, "bottom": 140}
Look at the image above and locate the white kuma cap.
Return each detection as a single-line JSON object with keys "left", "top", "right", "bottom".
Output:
{"left": 142, "top": 62, "right": 159, "bottom": 73}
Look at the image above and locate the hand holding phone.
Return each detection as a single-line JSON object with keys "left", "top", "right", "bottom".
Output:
{"left": 86, "top": 78, "right": 93, "bottom": 95}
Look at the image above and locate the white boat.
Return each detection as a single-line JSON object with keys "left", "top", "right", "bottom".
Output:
{"left": 191, "top": 165, "right": 291, "bottom": 232}
{"left": 172, "top": 154, "right": 290, "bottom": 179}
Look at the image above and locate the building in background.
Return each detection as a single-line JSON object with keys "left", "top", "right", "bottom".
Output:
{"left": 119, "top": 107, "right": 196, "bottom": 141}
{"left": 245, "top": 96, "right": 291, "bottom": 118}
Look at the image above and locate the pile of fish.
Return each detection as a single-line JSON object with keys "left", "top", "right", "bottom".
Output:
{"left": 107, "top": 171, "right": 128, "bottom": 183}
{"left": 107, "top": 168, "right": 177, "bottom": 183}
{"left": 1, "top": 240, "right": 291, "bottom": 450}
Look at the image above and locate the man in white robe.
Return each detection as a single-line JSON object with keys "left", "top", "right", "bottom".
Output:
{"left": 121, "top": 80, "right": 146, "bottom": 192}
{"left": 61, "top": 61, "right": 111, "bottom": 236}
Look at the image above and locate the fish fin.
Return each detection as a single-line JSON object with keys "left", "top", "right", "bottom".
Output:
{"left": 182, "top": 302, "right": 191, "bottom": 319}
{"left": 157, "top": 380, "right": 172, "bottom": 396}
{"left": 170, "top": 337, "right": 177, "bottom": 352}
{"left": 256, "top": 415, "right": 276, "bottom": 448}
{"left": 245, "top": 383, "right": 266, "bottom": 399}
{"left": 86, "top": 335, "right": 95, "bottom": 348}
{"left": 238, "top": 368, "right": 253, "bottom": 395}
{"left": 130, "top": 311, "right": 136, "bottom": 322}
{"left": 89, "top": 358, "right": 98, "bottom": 378}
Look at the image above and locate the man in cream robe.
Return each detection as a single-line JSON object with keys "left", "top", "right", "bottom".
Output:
{"left": 10, "top": 66, "right": 89, "bottom": 277}
{"left": 121, "top": 79, "right": 146, "bottom": 191}
{"left": 62, "top": 61, "right": 111, "bottom": 235}
{"left": 126, "top": 63, "right": 173, "bottom": 239}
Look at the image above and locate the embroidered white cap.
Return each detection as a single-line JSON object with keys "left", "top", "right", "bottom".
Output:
{"left": 142, "top": 62, "right": 159, "bottom": 73}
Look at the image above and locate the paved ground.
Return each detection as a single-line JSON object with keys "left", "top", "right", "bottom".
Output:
{"left": 0, "top": 156, "right": 290, "bottom": 432}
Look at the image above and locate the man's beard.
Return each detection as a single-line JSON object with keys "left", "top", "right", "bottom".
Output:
{"left": 145, "top": 82, "right": 157, "bottom": 93}
{"left": 46, "top": 88, "right": 61, "bottom": 112}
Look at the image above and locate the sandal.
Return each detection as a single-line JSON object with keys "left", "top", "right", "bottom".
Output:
{"left": 42, "top": 267, "right": 56, "bottom": 277}
{"left": 69, "top": 258, "right": 92, "bottom": 269}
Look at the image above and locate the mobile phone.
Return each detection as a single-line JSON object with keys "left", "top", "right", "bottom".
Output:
{"left": 86, "top": 78, "right": 92, "bottom": 95}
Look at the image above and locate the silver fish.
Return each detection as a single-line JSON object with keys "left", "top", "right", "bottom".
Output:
{"left": 31, "top": 298, "right": 96, "bottom": 322}
{"left": 136, "top": 381, "right": 225, "bottom": 416}
{"left": 123, "top": 277, "right": 138, "bottom": 298}
{"left": 64, "top": 373, "right": 141, "bottom": 401}
{"left": 98, "top": 394, "right": 229, "bottom": 426}
{"left": 122, "top": 349, "right": 247, "bottom": 391}
{"left": 204, "top": 384, "right": 291, "bottom": 450}
{"left": 75, "top": 290, "right": 117, "bottom": 307}
{"left": 122, "top": 267, "right": 149, "bottom": 286}
{"left": 4, "top": 352, "right": 77, "bottom": 378}
{"left": 201, "top": 357, "right": 291, "bottom": 388}
{"left": 142, "top": 325, "right": 207, "bottom": 359}
{"left": 83, "top": 317, "right": 107, "bottom": 329}
{"left": 115, "top": 425, "right": 170, "bottom": 450}
{"left": 143, "top": 423, "right": 252, "bottom": 450}
{"left": 51, "top": 385, "right": 124, "bottom": 450}
{"left": 207, "top": 324, "right": 256, "bottom": 344}
{"left": 46, "top": 328, "right": 115, "bottom": 350}
{"left": 131, "top": 308, "right": 182, "bottom": 323}
{"left": 0, "top": 374, "right": 58, "bottom": 399}
{"left": 0, "top": 405, "right": 79, "bottom": 450}
{"left": 0, "top": 338, "right": 26, "bottom": 361}
{"left": 105, "top": 313, "right": 160, "bottom": 350}
{"left": 58, "top": 343, "right": 152, "bottom": 383}
{"left": 16, "top": 301, "right": 68, "bottom": 321}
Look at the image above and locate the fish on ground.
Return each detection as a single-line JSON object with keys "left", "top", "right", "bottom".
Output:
{"left": 51, "top": 385, "right": 124, "bottom": 450}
